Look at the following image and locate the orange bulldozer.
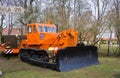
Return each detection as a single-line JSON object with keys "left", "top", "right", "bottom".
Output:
{"left": 0, "top": 21, "right": 99, "bottom": 71}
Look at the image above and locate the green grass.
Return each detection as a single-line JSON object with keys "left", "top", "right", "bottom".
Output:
{"left": 0, "top": 57, "right": 120, "bottom": 78}
{"left": 0, "top": 46, "right": 120, "bottom": 78}
{"left": 98, "top": 44, "right": 119, "bottom": 56}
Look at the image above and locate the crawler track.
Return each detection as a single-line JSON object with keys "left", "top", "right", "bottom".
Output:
{"left": 19, "top": 48, "right": 58, "bottom": 70}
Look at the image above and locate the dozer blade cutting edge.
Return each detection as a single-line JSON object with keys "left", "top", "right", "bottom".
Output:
{"left": 19, "top": 46, "right": 99, "bottom": 72}
{"left": 56, "top": 46, "right": 99, "bottom": 72}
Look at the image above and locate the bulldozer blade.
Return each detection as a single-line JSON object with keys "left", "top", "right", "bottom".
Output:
{"left": 56, "top": 46, "right": 99, "bottom": 72}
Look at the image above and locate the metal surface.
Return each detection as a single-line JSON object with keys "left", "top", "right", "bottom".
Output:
{"left": 56, "top": 46, "right": 99, "bottom": 72}
{"left": 20, "top": 46, "right": 99, "bottom": 72}
{"left": 19, "top": 48, "right": 57, "bottom": 70}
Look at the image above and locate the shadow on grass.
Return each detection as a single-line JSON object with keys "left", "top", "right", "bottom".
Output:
{"left": 98, "top": 52, "right": 120, "bottom": 57}
{"left": 114, "top": 73, "right": 120, "bottom": 78}
{"left": 0, "top": 52, "right": 18, "bottom": 60}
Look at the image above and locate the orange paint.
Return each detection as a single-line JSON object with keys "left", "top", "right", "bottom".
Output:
{"left": 0, "top": 21, "right": 78, "bottom": 55}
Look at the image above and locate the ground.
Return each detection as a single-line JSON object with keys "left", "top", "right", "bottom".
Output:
{"left": 0, "top": 53, "right": 120, "bottom": 78}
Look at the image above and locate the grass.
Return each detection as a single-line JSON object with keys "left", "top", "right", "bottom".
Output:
{"left": 0, "top": 46, "right": 120, "bottom": 78}
{"left": 98, "top": 44, "right": 119, "bottom": 56}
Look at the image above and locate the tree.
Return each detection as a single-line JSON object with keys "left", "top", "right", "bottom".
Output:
{"left": 46, "top": 0, "right": 72, "bottom": 31}
{"left": 0, "top": 0, "right": 7, "bottom": 43}
{"left": 111, "top": 0, "right": 120, "bottom": 55}
{"left": 71, "top": 0, "right": 92, "bottom": 43}
{"left": 89, "top": 0, "right": 109, "bottom": 45}
{"left": 14, "top": 0, "right": 42, "bottom": 34}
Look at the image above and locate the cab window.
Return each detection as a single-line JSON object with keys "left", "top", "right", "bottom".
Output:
{"left": 44, "top": 26, "right": 51, "bottom": 32}
{"left": 39, "top": 26, "right": 43, "bottom": 32}
{"left": 27, "top": 26, "right": 32, "bottom": 33}
{"left": 52, "top": 27, "right": 57, "bottom": 32}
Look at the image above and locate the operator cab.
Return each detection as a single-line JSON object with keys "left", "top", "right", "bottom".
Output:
{"left": 26, "top": 21, "right": 57, "bottom": 45}
{"left": 27, "top": 21, "right": 57, "bottom": 33}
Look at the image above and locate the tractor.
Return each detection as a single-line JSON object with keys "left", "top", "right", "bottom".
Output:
{"left": 0, "top": 21, "right": 99, "bottom": 71}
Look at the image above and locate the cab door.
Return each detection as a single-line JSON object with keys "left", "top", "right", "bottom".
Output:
{"left": 27, "top": 25, "right": 40, "bottom": 45}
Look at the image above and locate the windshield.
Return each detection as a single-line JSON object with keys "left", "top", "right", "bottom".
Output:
{"left": 39, "top": 26, "right": 56, "bottom": 32}
{"left": 44, "top": 27, "right": 51, "bottom": 32}
{"left": 44, "top": 26, "right": 56, "bottom": 33}
{"left": 52, "top": 27, "right": 57, "bottom": 32}
{"left": 39, "top": 26, "right": 43, "bottom": 32}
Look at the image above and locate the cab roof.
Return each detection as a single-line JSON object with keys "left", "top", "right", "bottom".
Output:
{"left": 26, "top": 23, "right": 56, "bottom": 28}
